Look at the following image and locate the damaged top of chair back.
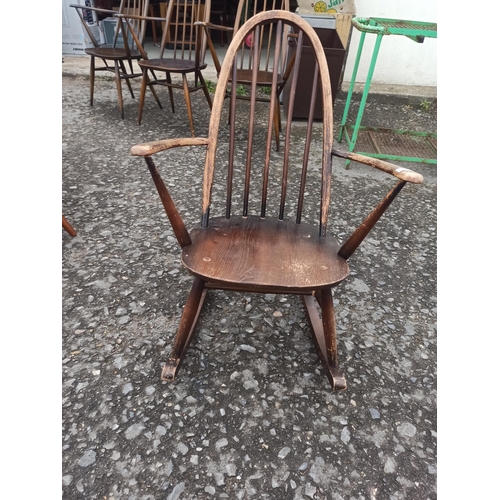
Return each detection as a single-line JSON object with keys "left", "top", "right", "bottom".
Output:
{"left": 201, "top": 10, "right": 334, "bottom": 237}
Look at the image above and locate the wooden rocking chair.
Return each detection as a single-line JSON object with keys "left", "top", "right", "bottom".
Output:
{"left": 130, "top": 10, "right": 424, "bottom": 390}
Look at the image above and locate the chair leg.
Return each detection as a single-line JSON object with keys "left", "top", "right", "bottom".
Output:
{"left": 197, "top": 69, "right": 213, "bottom": 109}
{"left": 148, "top": 75, "right": 163, "bottom": 109}
{"left": 161, "top": 277, "right": 208, "bottom": 381}
{"left": 182, "top": 75, "right": 196, "bottom": 137}
{"left": 62, "top": 215, "right": 77, "bottom": 237}
{"left": 119, "top": 60, "right": 135, "bottom": 99}
{"left": 137, "top": 70, "right": 149, "bottom": 125}
{"left": 89, "top": 56, "right": 95, "bottom": 106}
{"left": 114, "top": 61, "right": 125, "bottom": 119}
{"left": 166, "top": 72, "right": 175, "bottom": 113}
{"left": 302, "top": 291, "right": 347, "bottom": 390}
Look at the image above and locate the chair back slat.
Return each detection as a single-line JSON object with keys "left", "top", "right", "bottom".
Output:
{"left": 160, "top": 0, "right": 209, "bottom": 62}
{"left": 266, "top": 20, "right": 289, "bottom": 221}
{"left": 203, "top": 11, "right": 334, "bottom": 235}
{"left": 225, "top": 60, "right": 239, "bottom": 219}
{"left": 112, "top": 0, "right": 125, "bottom": 48}
{"left": 192, "top": 0, "right": 203, "bottom": 60}
{"left": 242, "top": 23, "right": 261, "bottom": 217}
{"left": 171, "top": 0, "right": 179, "bottom": 57}
{"left": 260, "top": 23, "right": 282, "bottom": 218}
{"left": 233, "top": 0, "right": 289, "bottom": 73}
{"left": 297, "top": 52, "right": 318, "bottom": 224}
{"left": 183, "top": 0, "right": 190, "bottom": 60}
{"left": 118, "top": 0, "right": 149, "bottom": 49}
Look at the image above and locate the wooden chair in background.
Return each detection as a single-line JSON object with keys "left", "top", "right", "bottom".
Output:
{"left": 130, "top": 10, "right": 424, "bottom": 390}
{"left": 200, "top": 0, "right": 291, "bottom": 150}
{"left": 209, "top": 0, "right": 231, "bottom": 46}
{"left": 71, "top": 0, "right": 152, "bottom": 119}
{"left": 125, "top": 0, "right": 213, "bottom": 137}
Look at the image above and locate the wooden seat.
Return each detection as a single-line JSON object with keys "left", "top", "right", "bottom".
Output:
{"left": 71, "top": 0, "right": 152, "bottom": 119}
{"left": 128, "top": 0, "right": 213, "bottom": 137}
{"left": 130, "top": 10, "right": 424, "bottom": 390}
{"left": 200, "top": 0, "right": 291, "bottom": 150}
{"left": 183, "top": 216, "right": 349, "bottom": 292}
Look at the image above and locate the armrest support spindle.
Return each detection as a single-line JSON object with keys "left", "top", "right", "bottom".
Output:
{"left": 144, "top": 156, "right": 192, "bottom": 249}
{"left": 331, "top": 149, "right": 423, "bottom": 260}
{"left": 338, "top": 180, "right": 406, "bottom": 260}
{"left": 131, "top": 138, "right": 209, "bottom": 249}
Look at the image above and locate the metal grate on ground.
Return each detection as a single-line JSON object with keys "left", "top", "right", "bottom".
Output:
{"left": 344, "top": 126, "right": 437, "bottom": 164}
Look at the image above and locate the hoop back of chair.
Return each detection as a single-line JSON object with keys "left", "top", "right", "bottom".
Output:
{"left": 202, "top": 10, "right": 334, "bottom": 237}
{"left": 159, "top": 0, "right": 212, "bottom": 62}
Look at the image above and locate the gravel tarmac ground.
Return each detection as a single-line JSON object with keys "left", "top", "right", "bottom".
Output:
{"left": 62, "top": 70, "right": 437, "bottom": 500}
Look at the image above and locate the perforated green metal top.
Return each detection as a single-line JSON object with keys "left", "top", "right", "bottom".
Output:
{"left": 352, "top": 17, "right": 437, "bottom": 42}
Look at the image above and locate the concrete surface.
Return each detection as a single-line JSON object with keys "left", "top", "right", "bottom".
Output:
{"left": 62, "top": 55, "right": 437, "bottom": 499}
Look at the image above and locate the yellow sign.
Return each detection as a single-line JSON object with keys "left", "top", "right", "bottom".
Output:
{"left": 296, "top": 0, "right": 356, "bottom": 15}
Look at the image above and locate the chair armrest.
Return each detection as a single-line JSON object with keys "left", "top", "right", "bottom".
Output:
{"left": 116, "top": 12, "right": 165, "bottom": 23}
{"left": 131, "top": 137, "right": 209, "bottom": 157}
{"left": 331, "top": 148, "right": 424, "bottom": 184}
{"left": 194, "top": 21, "right": 234, "bottom": 33}
{"left": 195, "top": 21, "right": 234, "bottom": 75}
{"left": 69, "top": 4, "right": 116, "bottom": 16}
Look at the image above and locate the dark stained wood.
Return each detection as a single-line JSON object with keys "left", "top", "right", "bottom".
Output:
{"left": 225, "top": 60, "right": 239, "bottom": 220}
{"left": 145, "top": 156, "right": 192, "bottom": 249}
{"left": 161, "top": 278, "right": 207, "bottom": 381}
{"left": 228, "top": 69, "right": 281, "bottom": 86}
{"left": 201, "top": 11, "right": 335, "bottom": 228}
{"left": 182, "top": 216, "right": 350, "bottom": 292}
{"left": 318, "top": 288, "right": 339, "bottom": 370}
{"left": 130, "top": 10, "right": 424, "bottom": 390}
{"left": 337, "top": 180, "right": 406, "bottom": 260}
{"left": 302, "top": 294, "right": 347, "bottom": 390}
{"left": 242, "top": 25, "right": 260, "bottom": 217}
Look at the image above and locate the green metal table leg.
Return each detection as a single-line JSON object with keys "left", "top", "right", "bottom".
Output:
{"left": 338, "top": 31, "right": 366, "bottom": 144}
{"left": 345, "top": 32, "right": 384, "bottom": 169}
